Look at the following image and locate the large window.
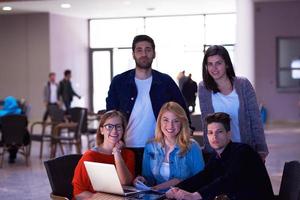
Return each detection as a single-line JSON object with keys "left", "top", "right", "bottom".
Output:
{"left": 89, "top": 14, "right": 236, "bottom": 112}
{"left": 144, "top": 16, "right": 205, "bottom": 82}
{"left": 277, "top": 37, "right": 300, "bottom": 91}
{"left": 91, "top": 49, "right": 112, "bottom": 112}
{"left": 90, "top": 18, "right": 144, "bottom": 48}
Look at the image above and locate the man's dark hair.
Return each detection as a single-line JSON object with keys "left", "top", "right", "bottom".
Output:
{"left": 202, "top": 45, "right": 236, "bottom": 93}
{"left": 64, "top": 69, "right": 71, "bottom": 77}
{"left": 205, "top": 112, "right": 231, "bottom": 132}
{"left": 132, "top": 35, "right": 155, "bottom": 51}
{"left": 49, "top": 72, "right": 55, "bottom": 77}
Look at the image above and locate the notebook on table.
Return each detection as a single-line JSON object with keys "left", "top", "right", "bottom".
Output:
{"left": 84, "top": 161, "right": 140, "bottom": 197}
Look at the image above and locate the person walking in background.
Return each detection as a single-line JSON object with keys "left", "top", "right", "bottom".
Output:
{"left": 198, "top": 45, "right": 268, "bottom": 161}
{"left": 177, "top": 70, "right": 188, "bottom": 91}
{"left": 134, "top": 102, "right": 204, "bottom": 191}
{"left": 0, "top": 96, "right": 30, "bottom": 163}
{"left": 72, "top": 110, "right": 135, "bottom": 200}
{"left": 182, "top": 73, "right": 198, "bottom": 113}
{"left": 42, "top": 72, "right": 60, "bottom": 122}
{"left": 106, "top": 35, "right": 189, "bottom": 176}
{"left": 58, "top": 69, "right": 81, "bottom": 113}
{"left": 166, "top": 112, "right": 274, "bottom": 200}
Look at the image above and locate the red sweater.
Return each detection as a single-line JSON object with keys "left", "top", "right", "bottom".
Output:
{"left": 72, "top": 149, "right": 135, "bottom": 197}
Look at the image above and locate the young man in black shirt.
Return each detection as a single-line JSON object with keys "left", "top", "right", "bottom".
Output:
{"left": 166, "top": 112, "right": 274, "bottom": 200}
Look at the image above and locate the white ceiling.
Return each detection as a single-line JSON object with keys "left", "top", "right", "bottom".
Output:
{"left": 0, "top": 0, "right": 236, "bottom": 19}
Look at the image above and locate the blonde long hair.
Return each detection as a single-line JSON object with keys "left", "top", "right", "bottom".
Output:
{"left": 154, "top": 102, "right": 191, "bottom": 156}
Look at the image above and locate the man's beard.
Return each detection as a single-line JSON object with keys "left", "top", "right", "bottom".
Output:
{"left": 134, "top": 58, "right": 153, "bottom": 69}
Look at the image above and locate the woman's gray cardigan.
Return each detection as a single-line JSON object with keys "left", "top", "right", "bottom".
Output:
{"left": 198, "top": 76, "right": 269, "bottom": 154}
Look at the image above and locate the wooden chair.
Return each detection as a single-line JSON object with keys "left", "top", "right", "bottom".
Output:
{"left": 44, "top": 154, "right": 82, "bottom": 200}
{"left": 0, "top": 115, "right": 30, "bottom": 167}
{"left": 30, "top": 104, "right": 66, "bottom": 159}
{"left": 30, "top": 121, "right": 54, "bottom": 159}
{"left": 275, "top": 160, "right": 300, "bottom": 200}
{"left": 50, "top": 107, "right": 86, "bottom": 158}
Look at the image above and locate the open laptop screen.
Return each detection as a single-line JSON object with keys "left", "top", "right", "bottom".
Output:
{"left": 84, "top": 161, "right": 138, "bottom": 196}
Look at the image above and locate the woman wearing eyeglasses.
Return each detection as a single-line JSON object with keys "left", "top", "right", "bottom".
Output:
{"left": 72, "top": 110, "right": 135, "bottom": 200}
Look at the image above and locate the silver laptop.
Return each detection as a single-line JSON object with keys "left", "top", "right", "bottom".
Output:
{"left": 84, "top": 161, "right": 140, "bottom": 196}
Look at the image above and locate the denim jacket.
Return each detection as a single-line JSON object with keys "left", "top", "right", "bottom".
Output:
{"left": 106, "top": 69, "right": 189, "bottom": 120}
{"left": 142, "top": 139, "right": 205, "bottom": 186}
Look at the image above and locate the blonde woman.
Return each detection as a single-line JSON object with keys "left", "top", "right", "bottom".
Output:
{"left": 134, "top": 102, "right": 204, "bottom": 191}
{"left": 72, "top": 110, "right": 135, "bottom": 200}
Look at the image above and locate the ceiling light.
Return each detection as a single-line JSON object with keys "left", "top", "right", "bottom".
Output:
{"left": 123, "top": 1, "right": 131, "bottom": 5}
{"left": 61, "top": 3, "right": 71, "bottom": 9}
{"left": 2, "top": 6, "right": 12, "bottom": 11}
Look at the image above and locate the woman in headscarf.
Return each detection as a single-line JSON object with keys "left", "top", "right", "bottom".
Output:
{"left": 0, "top": 96, "right": 30, "bottom": 163}
{"left": 0, "top": 96, "right": 22, "bottom": 117}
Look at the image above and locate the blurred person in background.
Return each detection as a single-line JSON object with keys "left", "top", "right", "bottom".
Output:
{"left": 43, "top": 72, "right": 60, "bottom": 121}
{"left": 0, "top": 96, "right": 30, "bottom": 163}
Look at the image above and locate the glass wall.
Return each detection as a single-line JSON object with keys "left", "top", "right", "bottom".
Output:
{"left": 90, "top": 18, "right": 145, "bottom": 48}
{"left": 92, "top": 50, "right": 112, "bottom": 112}
{"left": 90, "top": 13, "right": 236, "bottom": 112}
{"left": 145, "top": 16, "right": 205, "bottom": 83}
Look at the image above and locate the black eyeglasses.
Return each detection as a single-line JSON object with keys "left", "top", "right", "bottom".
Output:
{"left": 102, "top": 124, "right": 123, "bottom": 131}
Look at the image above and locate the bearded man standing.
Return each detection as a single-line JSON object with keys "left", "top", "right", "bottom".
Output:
{"left": 106, "top": 35, "right": 189, "bottom": 175}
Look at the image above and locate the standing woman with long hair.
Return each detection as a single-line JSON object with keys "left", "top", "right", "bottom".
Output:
{"left": 199, "top": 45, "right": 268, "bottom": 161}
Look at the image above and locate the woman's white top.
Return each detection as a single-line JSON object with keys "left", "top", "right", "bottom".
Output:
{"left": 212, "top": 89, "right": 241, "bottom": 142}
{"left": 159, "top": 162, "right": 170, "bottom": 181}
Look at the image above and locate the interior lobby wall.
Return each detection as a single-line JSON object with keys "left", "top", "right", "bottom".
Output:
{"left": 0, "top": 13, "right": 88, "bottom": 121}
{"left": 0, "top": 13, "right": 50, "bottom": 120}
{"left": 49, "top": 14, "right": 89, "bottom": 111}
{"left": 255, "top": 1, "right": 300, "bottom": 123}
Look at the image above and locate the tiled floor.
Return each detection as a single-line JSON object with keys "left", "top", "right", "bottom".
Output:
{"left": 264, "top": 124, "right": 300, "bottom": 194}
{"left": 0, "top": 124, "right": 300, "bottom": 199}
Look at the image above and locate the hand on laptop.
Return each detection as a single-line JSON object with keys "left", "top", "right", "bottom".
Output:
{"left": 134, "top": 177, "right": 151, "bottom": 191}
{"left": 134, "top": 176, "right": 146, "bottom": 184}
{"left": 166, "top": 187, "right": 202, "bottom": 200}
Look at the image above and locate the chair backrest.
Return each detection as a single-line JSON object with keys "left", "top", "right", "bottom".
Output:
{"left": 1, "top": 115, "right": 28, "bottom": 145}
{"left": 48, "top": 105, "right": 65, "bottom": 123}
{"left": 44, "top": 154, "right": 82, "bottom": 200}
{"left": 69, "top": 107, "right": 88, "bottom": 133}
{"left": 193, "top": 135, "right": 204, "bottom": 147}
{"left": 278, "top": 160, "right": 300, "bottom": 200}
{"left": 190, "top": 114, "right": 202, "bottom": 131}
{"left": 17, "top": 99, "right": 28, "bottom": 116}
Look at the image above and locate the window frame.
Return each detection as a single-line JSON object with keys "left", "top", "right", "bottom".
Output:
{"left": 276, "top": 37, "right": 300, "bottom": 92}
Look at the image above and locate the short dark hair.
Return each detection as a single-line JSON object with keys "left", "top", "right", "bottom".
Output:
{"left": 132, "top": 35, "right": 155, "bottom": 51}
{"left": 64, "top": 69, "right": 71, "bottom": 77}
{"left": 202, "top": 45, "right": 236, "bottom": 93}
{"left": 49, "top": 72, "right": 55, "bottom": 77}
{"left": 205, "top": 112, "right": 231, "bottom": 132}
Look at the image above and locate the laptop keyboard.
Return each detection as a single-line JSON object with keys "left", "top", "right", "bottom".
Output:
{"left": 124, "top": 188, "right": 136, "bottom": 193}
